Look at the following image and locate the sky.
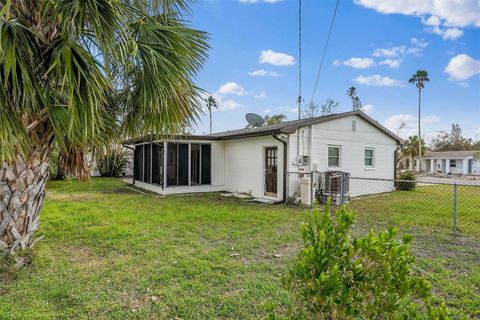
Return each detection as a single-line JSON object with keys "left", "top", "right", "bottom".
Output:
{"left": 187, "top": 0, "right": 480, "bottom": 142}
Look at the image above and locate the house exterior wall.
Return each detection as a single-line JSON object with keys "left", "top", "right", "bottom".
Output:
{"left": 287, "top": 115, "right": 398, "bottom": 197}
{"left": 419, "top": 156, "right": 480, "bottom": 175}
{"left": 224, "top": 135, "right": 285, "bottom": 200}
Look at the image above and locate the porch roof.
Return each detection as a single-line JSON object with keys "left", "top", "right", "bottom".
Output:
{"left": 422, "top": 150, "right": 478, "bottom": 159}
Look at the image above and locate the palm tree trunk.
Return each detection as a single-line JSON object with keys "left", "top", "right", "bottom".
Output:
{"left": 417, "top": 87, "right": 422, "bottom": 172}
{"left": 0, "top": 118, "right": 54, "bottom": 266}
{"left": 209, "top": 108, "right": 212, "bottom": 134}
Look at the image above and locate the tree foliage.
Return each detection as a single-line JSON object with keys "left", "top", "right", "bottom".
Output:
{"left": 346, "top": 86, "right": 362, "bottom": 111}
{"left": 276, "top": 201, "right": 449, "bottom": 319}
{"left": 402, "top": 135, "right": 427, "bottom": 164}
{"left": 0, "top": 0, "right": 209, "bottom": 168}
{"left": 95, "top": 146, "right": 130, "bottom": 177}
{"left": 431, "top": 124, "right": 476, "bottom": 151}
{"left": 264, "top": 114, "right": 287, "bottom": 125}
{"left": 302, "top": 98, "right": 338, "bottom": 119}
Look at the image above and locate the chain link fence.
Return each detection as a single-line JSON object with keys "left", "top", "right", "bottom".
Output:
{"left": 287, "top": 171, "right": 480, "bottom": 239}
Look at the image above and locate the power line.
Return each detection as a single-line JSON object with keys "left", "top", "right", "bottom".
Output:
{"left": 298, "top": 0, "right": 302, "bottom": 121}
{"left": 310, "top": 0, "right": 340, "bottom": 103}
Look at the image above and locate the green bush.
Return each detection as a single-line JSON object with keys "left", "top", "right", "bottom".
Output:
{"left": 95, "top": 147, "right": 130, "bottom": 177}
{"left": 48, "top": 144, "right": 66, "bottom": 180}
{"left": 279, "top": 201, "right": 449, "bottom": 319}
{"left": 396, "top": 171, "right": 416, "bottom": 191}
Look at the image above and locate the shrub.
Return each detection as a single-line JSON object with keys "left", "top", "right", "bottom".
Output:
{"left": 95, "top": 146, "right": 130, "bottom": 177}
{"left": 396, "top": 171, "right": 416, "bottom": 191}
{"left": 48, "top": 144, "right": 66, "bottom": 180}
{"left": 281, "top": 201, "right": 449, "bottom": 319}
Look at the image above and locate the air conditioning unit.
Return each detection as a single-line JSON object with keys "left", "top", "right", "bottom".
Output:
{"left": 297, "top": 155, "right": 309, "bottom": 166}
{"left": 317, "top": 171, "right": 350, "bottom": 205}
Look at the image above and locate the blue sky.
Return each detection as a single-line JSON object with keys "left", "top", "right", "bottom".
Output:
{"left": 188, "top": 0, "right": 480, "bottom": 141}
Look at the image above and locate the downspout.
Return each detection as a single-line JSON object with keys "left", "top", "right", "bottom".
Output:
{"left": 122, "top": 144, "right": 136, "bottom": 186}
{"left": 273, "top": 133, "right": 288, "bottom": 203}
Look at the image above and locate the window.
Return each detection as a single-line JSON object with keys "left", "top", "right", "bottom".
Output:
{"left": 201, "top": 144, "right": 211, "bottom": 184}
{"left": 143, "top": 144, "right": 151, "bottom": 183}
{"left": 151, "top": 144, "right": 163, "bottom": 185}
{"left": 328, "top": 146, "right": 340, "bottom": 167}
{"left": 134, "top": 145, "right": 144, "bottom": 182}
{"left": 167, "top": 142, "right": 212, "bottom": 187}
{"left": 364, "top": 148, "right": 375, "bottom": 167}
{"left": 450, "top": 160, "right": 457, "bottom": 168}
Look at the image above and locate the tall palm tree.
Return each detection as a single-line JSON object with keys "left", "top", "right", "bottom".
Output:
{"left": 409, "top": 70, "right": 430, "bottom": 172}
{"left": 205, "top": 95, "right": 217, "bottom": 134}
{"left": 0, "top": 0, "right": 208, "bottom": 264}
{"left": 346, "top": 86, "right": 362, "bottom": 111}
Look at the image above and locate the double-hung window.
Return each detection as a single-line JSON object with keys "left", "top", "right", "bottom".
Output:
{"left": 364, "top": 148, "right": 375, "bottom": 167}
{"left": 328, "top": 146, "right": 340, "bottom": 167}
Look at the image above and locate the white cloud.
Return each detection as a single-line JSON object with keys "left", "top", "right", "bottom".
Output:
{"left": 254, "top": 91, "right": 268, "bottom": 99}
{"left": 379, "top": 59, "right": 401, "bottom": 68}
{"left": 220, "top": 99, "right": 242, "bottom": 111}
{"left": 263, "top": 108, "right": 272, "bottom": 114}
{"left": 353, "top": 74, "right": 403, "bottom": 87}
{"left": 425, "top": 26, "right": 463, "bottom": 40}
{"left": 362, "top": 104, "right": 374, "bottom": 114}
{"left": 355, "top": 0, "right": 480, "bottom": 40}
{"left": 384, "top": 113, "right": 440, "bottom": 137}
{"left": 333, "top": 57, "right": 376, "bottom": 69}
{"left": 259, "top": 49, "right": 295, "bottom": 66}
{"left": 373, "top": 45, "right": 421, "bottom": 57}
{"left": 248, "top": 69, "right": 280, "bottom": 77}
{"left": 218, "top": 82, "right": 247, "bottom": 95}
{"left": 410, "top": 37, "right": 429, "bottom": 48}
{"left": 444, "top": 54, "right": 480, "bottom": 81}
{"left": 422, "top": 115, "right": 440, "bottom": 124}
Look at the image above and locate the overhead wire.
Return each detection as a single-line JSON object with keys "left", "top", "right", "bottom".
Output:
{"left": 310, "top": 0, "right": 340, "bottom": 103}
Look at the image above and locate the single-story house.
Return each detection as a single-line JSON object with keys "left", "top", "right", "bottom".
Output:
{"left": 410, "top": 150, "right": 480, "bottom": 175}
{"left": 124, "top": 111, "right": 403, "bottom": 202}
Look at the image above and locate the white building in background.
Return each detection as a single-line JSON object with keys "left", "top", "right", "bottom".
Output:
{"left": 411, "top": 150, "right": 480, "bottom": 175}
{"left": 124, "top": 111, "right": 403, "bottom": 202}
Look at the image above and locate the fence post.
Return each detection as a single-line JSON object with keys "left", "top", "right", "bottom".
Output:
{"left": 310, "top": 172, "right": 314, "bottom": 209}
{"left": 453, "top": 183, "right": 458, "bottom": 234}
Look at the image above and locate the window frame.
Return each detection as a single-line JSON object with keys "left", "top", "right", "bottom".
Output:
{"left": 328, "top": 145, "right": 341, "bottom": 168}
{"left": 364, "top": 147, "right": 375, "bottom": 168}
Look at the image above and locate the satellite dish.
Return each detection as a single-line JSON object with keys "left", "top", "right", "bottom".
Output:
{"left": 246, "top": 113, "right": 265, "bottom": 127}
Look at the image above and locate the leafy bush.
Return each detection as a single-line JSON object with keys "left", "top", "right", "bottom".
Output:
{"left": 396, "top": 171, "right": 416, "bottom": 191}
{"left": 280, "top": 201, "right": 449, "bottom": 319}
{"left": 95, "top": 147, "right": 130, "bottom": 177}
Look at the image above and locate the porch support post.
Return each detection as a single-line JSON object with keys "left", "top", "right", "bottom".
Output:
{"left": 163, "top": 141, "right": 167, "bottom": 188}
{"left": 445, "top": 159, "right": 450, "bottom": 174}
{"left": 462, "top": 158, "right": 469, "bottom": 175}
{"left": 430, "top": 158, "right": 434, "bottom": 172}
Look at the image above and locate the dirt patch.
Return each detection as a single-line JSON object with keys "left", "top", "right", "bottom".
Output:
{"left": 60, "top": 246, "right": 109, "bottom": 271}
{"left": 47, "top": 193, "right": 93, "bottom": 201}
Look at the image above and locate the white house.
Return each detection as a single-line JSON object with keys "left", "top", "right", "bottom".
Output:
{"left": 410, "top": 150, "right": 480, "bottom": 175}
{"left": 124, "top": 111, "right": 402, "bottom": 202}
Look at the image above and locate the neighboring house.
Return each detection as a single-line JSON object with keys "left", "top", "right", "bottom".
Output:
{"left": 124, "top": 111, "right": 402, "bottom": 202}
{"left": 410, "top": 150, "right": 480, "bottom": 175}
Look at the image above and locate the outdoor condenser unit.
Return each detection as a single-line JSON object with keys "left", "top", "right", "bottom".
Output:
{"left": 317, "top": 171, "right": 350, "bottom": 205}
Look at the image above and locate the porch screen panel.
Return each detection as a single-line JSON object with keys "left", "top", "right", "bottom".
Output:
{"left": 190, "top": 144, "right": 201, "bottom": 185}
{"left": 167, "top": 143, "right": 177, "bottom": 186}
{"left": 134, "top": 145, "right": 143, "bottom": 181}
{"left": 178, "top": 144, "right": 189, "bottom": 186}
{"left": 152, "top": 144, "right": 162, "bottom": 185}
{"left": 143, "top": 144, "right": 151, "bottom": 184}
{"left": 201, "top": 144, "right": 211, "bottom": 185}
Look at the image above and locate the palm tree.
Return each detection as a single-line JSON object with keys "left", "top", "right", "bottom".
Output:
{"left": 346, "top": 86, "right": 362, "bottom": 111}
{"left": 264, "top": 114, "right": 287, "bottom": 125}
{"left": 402, "top": 136, "right": 426, "bottom": 171}
{"left": 409, "top": 70, "right": 430, "bottom": 172}
{"left": 205, "top": 96, "right": 217, "bottom": 134}
{"left": 0, "top": 0, "right": 208, "bottom": 264}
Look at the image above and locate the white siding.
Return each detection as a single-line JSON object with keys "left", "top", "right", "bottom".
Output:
{"left": 288, "top": 115, "right": 398, "bottom": 197}
{"left": 224, "top": 136, "right": 284, "bottom": 200}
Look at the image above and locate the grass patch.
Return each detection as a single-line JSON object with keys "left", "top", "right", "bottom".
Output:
{"left": 0, "top": 178, "right": 478, "bottom": 319}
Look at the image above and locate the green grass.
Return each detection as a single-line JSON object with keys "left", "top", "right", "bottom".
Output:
{"left": 0, "top": 178, "right": 478, "bottom": 319}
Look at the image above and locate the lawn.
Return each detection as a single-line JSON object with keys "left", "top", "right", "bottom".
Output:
{"left": 0, "top": 178, "right": 478, "bottom": 319}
